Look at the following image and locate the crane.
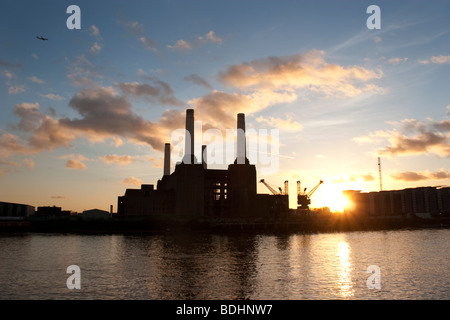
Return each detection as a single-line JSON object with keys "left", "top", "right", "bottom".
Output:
{"left": 259, "top": 179, "right": 283, "bottom": 195}
{"left": 297, "top": 180, "right": 323, "bottom": 210}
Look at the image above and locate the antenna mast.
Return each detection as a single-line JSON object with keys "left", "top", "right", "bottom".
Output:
{"left": 378, "top": 157, "right": 383, "bottom": 191}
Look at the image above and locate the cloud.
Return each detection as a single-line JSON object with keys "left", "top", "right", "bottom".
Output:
{"left": 355, "top": 113, "right": 450, "bottom": 158}
{"left": 185, "top": 50, "right": 379, "bottom": 131}
{"left": 255, "top": 115, "right": 303, "bottom": 131}
{"left": 59, "top": 154, "right": 89, "bottom": 161}
{"left": 184, "top": 74, "right": 212, "bottom": 89}
{"left": 145, "top": 156, "right": 163, "bottom": 168}
{"left": 0, "top": 133, "right": 29, "bottom": 157}
{"left": 361, "top": 173, "right": 376, "bottom": 182}
{"left": 119, "top": 18, "right": 157, "bottom": 52}
{"left": 218, "top": 50, "right": 383, "bottom": 97}
{"left": 391, "top": 171, "right": 429, "bottom": 182}
{"left": 2, "top": 70, "right": 13, "bottom": 79}
{"left": 51, "top": 195, "right": 66, "bottom": 199}
{"left": 188, "top": 89, "right": 297, "bottom": 128}
{"left": 391, "top": 170, "right": 450, "bottom": 182}
{"left": 90, "top": 25, "right": 100, "bottom": 36}
{"left": 168, "top": 39, "right": 192, "bottom": 50}
{"left": 0, "top": 50, "right": 385, "bottom": 163}
{"left": 66, "top": 159, "right": 87, "bottom": 170}
{"left": 40, "top": 93, "right": 64, "bottom": 101}
{"left": 100, "top": 154, "right": 135, "bottom": 165}
{"left": 204, "top": 30, "right": 222, "bottom": 43}
{"left": 168, "top": 30, "right": 223, "bottom": 51}
{"left": 122, "top": 176, "right": 142, "bottom": 186}
{"left": 332, "top": 173, "right": 375, "bottom": 184}
{"left": 388, "top": 57, "right": 408, "bottom": 65}
{"left": 0, "top": 159, "right": 21, "bottom": 176}
{"left": 117, "top": 81, "right": 184, "bottom": 106}
{"left": 121, "top": 19, "right": 145, "bottom": 36}
{"left": 430, "top": 55, "right": 450, "bottom": 64}
{"left": 13, "top": 102, "right": 42, "bottom": 131}
{"left": 90, "top": 42, "right": 102, "bottom": 55}
{"left": 139, "top": 37, "right": 157, "bottom": 51}
{"left": 66, "top": 54, "right": 103, "bottom": 87}
{"left": 8, "top": 85, "right": 25, "bottom": 94}
{"left": 430, "top": 169, "right": 450, "bottom": 180}
{"left": 28, "top": 116, "right": 76, "bottom": 152}
{"left": 419, "top": 54, "right": 450, "bottom": 65}
{"left": 1, "top": 86, "right": 188, "bottom": 158}
{"left": 61, "top": 86, "right": 184, "bottom": 151}
{"left": 28, "top": 76, "right": 44, "bottom": 84}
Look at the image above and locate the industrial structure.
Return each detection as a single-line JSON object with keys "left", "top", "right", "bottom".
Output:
{"left": 0, "top": 201, "right": 35, "bottom": 218}
{"left": 117, "top": 109, "right": 289, "bottom": 220}
{"left": 343, "top": 186, "right": 450, "bottom": 218}
{"left": 297, "top": 180, "right": 323, "bottom": 211}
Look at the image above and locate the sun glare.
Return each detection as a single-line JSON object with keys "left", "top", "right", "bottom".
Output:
{"left": 315, "top": 183, "right": 350, "bottom": 213}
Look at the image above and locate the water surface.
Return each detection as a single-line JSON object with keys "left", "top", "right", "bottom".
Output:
{"left": 0, "top": 229, "right": 448, "bottom": 299}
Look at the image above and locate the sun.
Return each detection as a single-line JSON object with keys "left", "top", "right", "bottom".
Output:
{"left": 314, "top": 183, "right": 350, "bottom": 213}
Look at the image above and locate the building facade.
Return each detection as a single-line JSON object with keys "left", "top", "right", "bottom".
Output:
{"left": 344, "top": 186, "right": 450, "bottom": 217}
{"left": 117, "top": 109, "right": 288, "bottom": 220}
{"left": 0, "top": 201, "right": 35, "bottom": 217}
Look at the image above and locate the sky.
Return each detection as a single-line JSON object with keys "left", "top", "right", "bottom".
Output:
{"left": 1, "top": 0, "right": 449, "bottom": 213}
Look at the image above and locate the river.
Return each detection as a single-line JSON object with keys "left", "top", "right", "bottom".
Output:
{"left": 0, "top": 228, "right": 448, "bottom": 300}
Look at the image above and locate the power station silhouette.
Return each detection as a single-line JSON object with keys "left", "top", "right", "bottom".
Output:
{"left": 117, "top": 109, "right": 289, "bottom": 220}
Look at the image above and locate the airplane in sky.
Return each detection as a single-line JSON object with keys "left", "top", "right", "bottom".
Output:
{"left": 36, "top": 36, "right": 48, "bottom": 41}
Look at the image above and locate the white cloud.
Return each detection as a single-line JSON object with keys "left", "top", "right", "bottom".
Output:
{"left": 90, "top": 25, "right": 100, "bottom": 36}
{"left": 168, "top": 39, "right": 192, "bottom": 50}
{"left": 41, "top": 93, "right": 64, "bottom": 101}
{"left": 205, "top": 30, "right": 223, "bottom": 43}
{"left": 28, "top": 76, "right": 45, "bottom": 84}
{"left": 90, "top": 42, "right": 102, "bottom": 55}
{"left": 419, "top": 54, "right": 450, "bottom": 65}
{"left": 430, "top": 55, "right": 450, "bottom": 64}
{"left": 8, "top": 85, "right": 25, "bottom": 94}
{"left": 388, "top": 57, "right": 408, "bottom": 65}
{"left": 256, "top": 115, "right": 303, "bottom": 131}
{"left": 2, "top": 70, "right": 13, "bottom": 79}
{"left": 139, "top": 37, "right": 157, "bottom": 51}
{"left": 168, "top": 30, "right": 223, "bottom": 51}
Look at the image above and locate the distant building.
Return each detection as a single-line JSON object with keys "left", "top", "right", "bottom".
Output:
{"left": 0, "top": 201, "right": 35, "bottom": 217}
{"left": 344, "top": 186, "right": 450, "bottom": 218}
{"left": 118, "top": 109, "right": 289, "bottom": 220}
{"left": 81, "top": 209, "right": 110, "bottom": 220}
{"left": 36, "top": 206, "right": 72, "bottom": 217}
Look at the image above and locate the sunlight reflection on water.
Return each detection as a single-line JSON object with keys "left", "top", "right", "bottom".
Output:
{"left": 0, "top": 229, "right": 449, "bottom": 299}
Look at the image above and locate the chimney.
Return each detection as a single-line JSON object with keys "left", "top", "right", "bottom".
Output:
{"left": 164, "top": 143, "right": 171, "bottom": 176}
{"left": 184, "top": 109, "right": 195, "bottom": 164}
{"left": 236, "top": 113, "right": 246, "bottom": 164}
{"left": 202, "top": 145, "right": 207, "bottom": 169}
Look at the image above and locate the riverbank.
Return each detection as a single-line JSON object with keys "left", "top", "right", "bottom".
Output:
{"left": 1, "top": 214, "right": 449, "bottom": 235}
